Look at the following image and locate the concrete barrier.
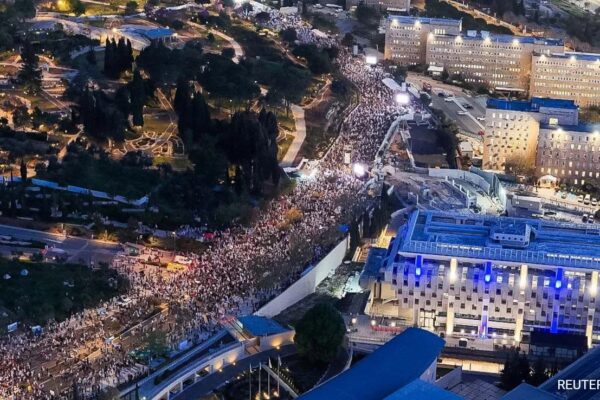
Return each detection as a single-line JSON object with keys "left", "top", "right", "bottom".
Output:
{"left": 255, "top": 237, "right": 349, "bottom": 318}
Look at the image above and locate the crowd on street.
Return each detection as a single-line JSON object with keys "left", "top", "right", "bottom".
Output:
{"left": 0, "top": 9, "right": 413, "bottom": 400}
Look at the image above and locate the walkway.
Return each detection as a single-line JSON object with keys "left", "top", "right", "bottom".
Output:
{"left": 280, "top": 104, "right": 306, "bottom": 168}
{"left": 172, "top": 344, "right": 296, "bottom": 400}
{"left": 185, "top": 21, "right": 244, "bottom": 63}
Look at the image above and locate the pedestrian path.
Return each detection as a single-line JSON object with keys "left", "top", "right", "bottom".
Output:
{"left": 280, "top": 104, "right": 306, "bottom": 167}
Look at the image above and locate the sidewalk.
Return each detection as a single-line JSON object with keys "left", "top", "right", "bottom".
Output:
{"left": 280, "top": 104, "right": 306, "bottom": 168}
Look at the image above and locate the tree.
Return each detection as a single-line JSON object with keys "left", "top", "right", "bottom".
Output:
{"left": 129, "top": 69, "right": 146, "bottom": 127}
{"left": 11, "top": 106, "right": 30, "bottom": 128}
{"left": 17, "top": 40, "right": 42, "bottom": 94}
{"left": 341, "top": 33, "right": 354, "bottom": 47}
{"left": 98, "top": 387, "right": 120, "bottom": 400}
{"left": 295, "top": 302, "right": 345, "bottom": 364}
{"left": 500, "top": 350, "right": 531, "bottom": 390}
{"left": 85, "top": 48, "right": 97, "bottom": 65}
{"left": 124, "top": 0, "right": 138, "bottom": 14}
{"left": 70, "top": 0, "right": 86, "bottom": 16}
{"left": 280, "top": 27, "right": 297, "bottom": 44}
{"left": 20, "top": 158, "right": 27, "bottom": 182}
{"left": 221, "top": 47, "right": 235, "bottom": 59}
{"left": 143, "top": 331, "right": 169, "bottom": 360}
{"left": 529, "top": 357, "right": 548, "bottom": 386}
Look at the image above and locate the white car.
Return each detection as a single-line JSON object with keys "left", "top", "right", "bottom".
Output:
{"left": 444, "top": 97, "right": 455, "bottom": 102}
{"left": 457, "top": 111, "right": 468, "bottom": 115}
{"left": 476, "top": 116, "right": 485, "bottom": 121}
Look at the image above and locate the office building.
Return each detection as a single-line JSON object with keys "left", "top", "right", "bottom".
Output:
{"left": 347, "top": 0, "right": 411, "bottom": 11}
{"left": 426, "top": 32, "right": 563, "bottom": 91}
{"left": 366, "top": 210, "right": 600, "bottom": 348}
{"left": 383, "top": 16, "right": 462, "bottom": 66}
{"left": 537, "top": 123, "right": 600, "bottom": 185}
{"left": 531, "top": 52, "right": 600, "bottom": 108}
{"left": 482, "top": 97, "right": 578, "bottom": 171}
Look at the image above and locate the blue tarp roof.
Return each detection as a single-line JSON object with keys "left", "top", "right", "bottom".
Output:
{"left": 384, "top": 379, "right": 463, "bottom": 400}
{"left": 238, "top": 316, "right": 289, "bottom": 336}
{"left": 299, "top": 328, "right": 445, "bottom": 400}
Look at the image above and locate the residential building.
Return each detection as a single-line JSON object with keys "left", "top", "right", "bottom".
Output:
{"left": 483, "top": 97, "right": 578, "bottom": 171}
{"left": 426, "top": 32, "right": 563, "bottom": 91}
{"left": 383, "top": 16, "right": 462, "bottom": 65}
{"left": 531, "top": 52, "right": 600, "bottom": 108}
{"left": 365, "top": 210, "right": 600, "bottom": 349}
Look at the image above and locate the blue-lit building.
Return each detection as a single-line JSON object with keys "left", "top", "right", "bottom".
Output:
{"left": 366, "top": 210, "right": 600, "bottom": 349}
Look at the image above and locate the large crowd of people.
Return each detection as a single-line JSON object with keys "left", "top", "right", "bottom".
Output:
{"left": 0, "top": 8, "right": 413, "bottom": 400}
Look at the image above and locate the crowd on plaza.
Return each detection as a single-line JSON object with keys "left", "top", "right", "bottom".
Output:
{"left": 251, "top": 7, "right": 337, "bottom": 47}
{"left": 0, "top": 11, "right": 413, "bottom": 400}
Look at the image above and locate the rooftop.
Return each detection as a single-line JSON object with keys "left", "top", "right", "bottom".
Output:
{"left": 385, "top": 210, "right": 600, "bottom": 270}
{"left": 456, "top": 32, "right": 563, "bottom": 46}
{"left": 540, "top": 345, "right": 600, "bottom": 398}
{"left": 299, "top": 328, "right": 445, "bottom": 400}
{"left": 487, "top": 97, "right": 578, "bottom": 112}
{"left": 384, "top": 379, "right": 463, "bottom": 400}
{"left": 501, "top": 383, "right": 562, "bottom": 400}
{"left": 237, "top": 316, "right": 289, "bottom": 336}
{"left": 536, "top": 51, "right": 600, "bottom": 62}
{"left": 388, "top": 15, "right": 462, "bottom": 27}
{"left": 540, "top": 122, "right": 600, "bottom": 133}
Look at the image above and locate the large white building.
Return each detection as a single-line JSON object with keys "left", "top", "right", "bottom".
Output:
{"left": 482, "top": 97, "right": 579, "bottom": 171}
{"left": 366, "top": 210, "right": 600, "bottom": 348}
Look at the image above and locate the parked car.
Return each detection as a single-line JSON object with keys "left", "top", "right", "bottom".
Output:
{"left": 457, "top": 111, "right": 467, "bottom": 115}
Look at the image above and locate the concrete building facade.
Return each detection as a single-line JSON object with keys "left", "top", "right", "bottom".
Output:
{"left": 367, "top": 210, "right": 600, "bottom": 348}
{"left": 531, "top": 52, "right": 600, "bottom": 108}
{"left": 347, "top": 0, "right": 410, "bottom": 11}
{"left": 426, "top": 32, "right": 563, "bottom": 91}
{"left": 537, "top": 123, "right": 600, "bottom": 185}
{"left": 482, "top": 97, "right": 578, "bottom": 171}
{"left": 383, "top": 16, "right": 462, "bottom": 65}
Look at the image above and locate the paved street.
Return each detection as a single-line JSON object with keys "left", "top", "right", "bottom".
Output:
{"left": 0, "top": 223, "right": 122, "bottom": 263}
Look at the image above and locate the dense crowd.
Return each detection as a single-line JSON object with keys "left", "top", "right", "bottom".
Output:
{"left": 0, "top": 13, "right": 412, "bottom": 400}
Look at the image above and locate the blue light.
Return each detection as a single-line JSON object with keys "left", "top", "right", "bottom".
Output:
{"left": 415, "top": 267, "right": 422, "bottom": 277}
{"left": 484, "top": 274, "right": 491, "bottom": 283}
{"left": 555, "top": 280, "right": 562, "bottom": 289}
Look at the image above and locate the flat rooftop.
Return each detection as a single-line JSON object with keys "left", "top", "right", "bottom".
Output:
{"left": 537, "top": 51, "right": 600, "bottom": 62}
{"left": 487, "top": 97, "right": 578, "bottom": 112}
{"left": 388, "top": 210, "right": 600, "bottom": 270}
{"left": 540, "top": 122, "right": 600, "bottom": 134}
{"left": 237, "top": 316, "right": 289, "bottom": 336}
{"left": 388, "top": 15, "right": 462, "bottom": 27}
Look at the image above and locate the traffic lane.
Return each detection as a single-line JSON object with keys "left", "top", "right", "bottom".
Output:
{"left": 430, "top": 95, "right": 483, "bottom": 137}
{"left": 0, "top": 223, "right": 122, "bottom": 252}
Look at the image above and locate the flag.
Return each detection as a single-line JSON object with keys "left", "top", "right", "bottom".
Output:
{"left": 268, "top": 358, "right": 272, "bottom": 369}
{"left": 278, "top": 355, "right": 282, "bottom": 367}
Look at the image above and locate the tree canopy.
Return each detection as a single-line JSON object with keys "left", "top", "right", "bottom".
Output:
{"left": 295, "top": 302, "right": 346, "bottom": 364}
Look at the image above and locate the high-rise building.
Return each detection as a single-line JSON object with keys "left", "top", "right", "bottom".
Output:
{"left": 531, "top": 52, "right": 600, "bottom": 108}
{"left": 426, "top": 32, "right": 563, "bottom": 91}
{"left": 383, "top": 16, "right": 462, "bottom": 66}
{"left": 482, "top": 97, "right": 578, "bottom": 171}
{"left": 365, "top": 210, "right": 600, "bottom": 348}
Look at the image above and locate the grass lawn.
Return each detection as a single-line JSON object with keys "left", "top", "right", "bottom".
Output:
{"left": 153, "top": 156, "right": 192, "bottom": 171}
{"left": 143, "top": 112, "right": 173, "bottom": 134}
{"left": 277, "top": 133, "right": 294, "bottom": 161}
{"left": 0, "top": 259, "right": 129, "bottom": 329}
{"left": 275, "top": 108, "right": 296, "bottom": 132}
